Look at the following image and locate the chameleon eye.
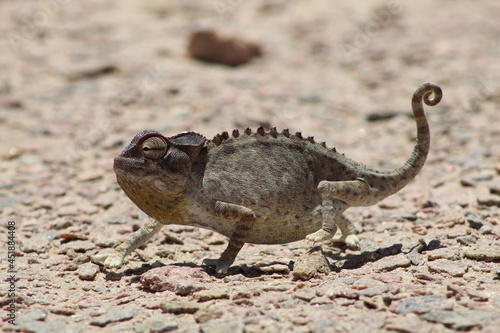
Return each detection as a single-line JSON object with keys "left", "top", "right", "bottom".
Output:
{"left": 140, "top": 136, "right": 168, "bottom": 160}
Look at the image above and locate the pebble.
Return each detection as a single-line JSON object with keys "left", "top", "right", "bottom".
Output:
{"left": 466, "top": 289, "right": 489, "bottom": 302}
{"left": 407, "top": 251, "right": 426, "bottom": 266}
{"left": 45, "top": 254, "right": 68, "bottom": 268}
{"left": 200, "top": 320, "right": 244, "bottom": 333}
{"left": 352, "top": 278, "right": 385, "bottom": 289}
{"left": 489, "top": 181, "right": 500, "bottom": 195}
{"left": 373, "top": 272, "right": 403, "bottom": 284}
{"left": 74, "top": 254, "right": 91, "bottom": 265}
{"left": 160, "top": 301, "right": 200, "bottom": 314}
{"left": 292, "top": 246, "right": 330, "bottom": 281}
{"left": 231, "top": 291, "right": 252, "bottom": 300}
{"left": 390, "top": 295, "right": 447, "bottom": 315}
{"left": 18, "top": 308, "right": 49, "bottom": 322}
{"left": 299, "top": 93, "right": 323, "bottom": 104}
{"left": 77, "top": 262, "right": 100, "bottom": 281}
{"left": 19, "top": 320, "right": 73, "bottom": 333}
{"left": 310, "top": 296, "right": 333, "bottom": 305}
{"left": 456, "top": 235, "right": 477, "bottom": 246}
{"left": 478, "top": 223, "right": 493, "bottom": 234}
{"left": 107, "top": 214, "right": 134, "bottom": 225}
{"left": 256, "top": 263, "right": 290, "bottom": 274}
{"left": 355, "top": 311, "right": 387, "bottom": 329}
{"left": 460, "top": 177, "right": 476, "bottom": 187}
{"left": 477, "top": 196, "right": 500, "bottom": 207}
{"left": 0, "top": 95, "right": 23, "bottom": 108}
{"left": 59, "top": 240, "right": 96, "bottom": 253}
{"left": 93, "top": 237, "right": 116, "bottom": 248}
{"left": 446, "top": 284, "right": 465, "bottom": 299}
{"left": 51, "top": 218, "right": 74, "bottom": 230}
{"left": 324, "top": 287, "right": 359, "bottom": 300}
{"left": 194, "top": 289, "right": 230, "bottom": 302}
{"left": 95, "top": 192, "right": 116, "bottom": 209}
{"left": 115, "top": 294, "right": 140, "bottom": 306}
{"left": 464, "top": 245, "right": 500, "bottom": 261}
{"left": 386, "top": 314, "right": 432, "bottom": 333}
{"left": 0, "top": 196, "right": 18, "bottom": 209}
{"left": 359, "top": 284, "right": 389, "bottom": 297}
{"left": 427, "top": 259, "right": 468, "bottom": 277}
{"left": 194, "top": 307, "right": 224, "bottom": 323}
{"left": 446, "top": 226, "right": 468, "bottom": 239}
{"left": 66, "top": 62, "right": 117, "bottom": 81}
{"left": 335, "top": 298, "right": 356, "bottom": 306}
{"left": 144, "top": 317, "right": 178, "bottom": 332}
{"left": 293, "top": 288, "right": 316, "bottom": 302}
{"left": 90, "top": 307, "right": 138, "bottom": 327}
{"left": 76, "top": 170, "right": 104, "bottom": 182}
{"left": 426, "top": 247, "right": 461, "bottom": 261}
{"left": 373, "top": 253, "right": 411, "bottom": 271}
{"left": 49, "top": 307, "right": 76, "bottom": 316}
{"left": 57, "top": 206, "right": 80, "bottom": 216}
{"left": 309, "top": 318, "right": 334, "bottom": 331}
{"left": 471, "top": 172, "right": 494, "bottom": 182}
{"left": 140, "top": 265, "right": 211, "bottom": 293}
{"left": 20, "top": 234, "right": 51, "bottom": 253}
{"left": 421, "top": 309, "right": 498, "bottom": 330}
{"left": 465, "top": 213, "right": 487, "bottom": 229}
{"left": 175, "top": 282, "right": 205, "bottom": 296}
{"left": 413, "top": 272, "right": 438, "bottom": 282}
{"left": 406, "top": 243, "right": 426, "bottom": 265}
{"left": 358, "top": 238, "right": 382, "bottom": 253}
{"left": 188, "top": 29, "right": 261, "bottom": 67}
{"left": 392, "top": 212, "right": 418, "bottom": 221}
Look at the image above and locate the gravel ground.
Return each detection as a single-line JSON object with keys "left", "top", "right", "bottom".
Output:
{"left": 1, "top": 1, "right": 499, "bottom": 332}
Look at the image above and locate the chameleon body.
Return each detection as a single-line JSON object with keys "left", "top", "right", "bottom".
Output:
{"left": 104, "top": 83, "right": 442, "bottom": 274}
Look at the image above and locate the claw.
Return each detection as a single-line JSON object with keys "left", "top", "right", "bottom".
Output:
{"left": 305, "top": 229, "right": 334, "bottom": 242}
{"left": 104, "top": 251, "right": 125, "bottom": 269}
{"left": 331, "top": 233, "right": 360, "bottom": 250}
{"left": 203, "top": 258, "right": 231, "bottom": 276}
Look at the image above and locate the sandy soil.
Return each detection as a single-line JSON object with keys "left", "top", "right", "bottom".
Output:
{"left": 1, "top": 1, "right": 499, "bottom": 332}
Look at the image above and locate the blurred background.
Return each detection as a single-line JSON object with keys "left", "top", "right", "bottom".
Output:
{"left": 2, "top": 0, "right": 499, "bottom": 206}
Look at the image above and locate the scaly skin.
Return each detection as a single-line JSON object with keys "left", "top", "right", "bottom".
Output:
{"left": 104, "top": 82, "right": 442, "bottom": 275}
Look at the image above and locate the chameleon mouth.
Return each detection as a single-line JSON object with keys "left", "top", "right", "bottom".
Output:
{"left": 113, "top": 156, "right": 146, "bottom": 176}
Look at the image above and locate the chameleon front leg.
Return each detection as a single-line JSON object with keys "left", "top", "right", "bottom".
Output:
{"left": 306, "top": 179, "right": 369, "bottom": 246}
{"left": 203, "top": 201, "right": 256, "bottom": 275}
{"left": 104, "top": 218, "right": 163, "bottom": 268}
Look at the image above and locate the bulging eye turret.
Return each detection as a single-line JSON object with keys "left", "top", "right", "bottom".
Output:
{"left": 140, "top": 136, "right": 168, "bottom": 160}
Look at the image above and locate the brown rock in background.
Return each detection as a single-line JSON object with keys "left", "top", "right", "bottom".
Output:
{"left": 188, "top": 29, "right": 262, "bottom": 66}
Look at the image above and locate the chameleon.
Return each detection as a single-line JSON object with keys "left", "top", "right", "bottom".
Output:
{"left": 104, "top": 82, "right": 442, "bottom": 275}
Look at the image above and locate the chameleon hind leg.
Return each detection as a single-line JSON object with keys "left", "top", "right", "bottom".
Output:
{"left": 331, "top": 214, "right": 360, "bottom": 249}
{"left": 306, "top": 179, "right": 369, "bottom": 247}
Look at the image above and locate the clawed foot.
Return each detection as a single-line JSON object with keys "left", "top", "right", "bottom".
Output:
{"left": 305, "top": 229, "right": 334, "bottom": 242}
{"left": 203, "top": 258, "right": 231, "bottom": 276}
{"left": 331, "top": 233, "right": 360, "bottom": 250}
{"left": 103, "top": 251, "right": 125, "bottom": 269}
{"left": 306, "top": 229, "right": 360, "bottom": 250}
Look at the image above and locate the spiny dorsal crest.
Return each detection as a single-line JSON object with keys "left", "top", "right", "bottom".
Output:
{"left": 209, "top": 126, "right": 337, "bottom": 153}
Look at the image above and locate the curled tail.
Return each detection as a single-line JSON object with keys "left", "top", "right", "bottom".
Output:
{"left": 364, "top": 82, "right": 443, "bottom": 200}
{"left": 400, "top": 82, "right": 442, "bottom": 179}
{"left": 410, "top": 82, "right": 443, "bottom": 157}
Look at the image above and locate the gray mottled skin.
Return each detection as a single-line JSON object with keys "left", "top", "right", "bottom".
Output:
{"left": 104, "top": 83, "right": 442, "bottom": 274}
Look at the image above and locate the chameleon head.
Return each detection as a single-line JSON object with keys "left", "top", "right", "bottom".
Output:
{"left": 113, "top": 130, "right": 207, "bottom": 217}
